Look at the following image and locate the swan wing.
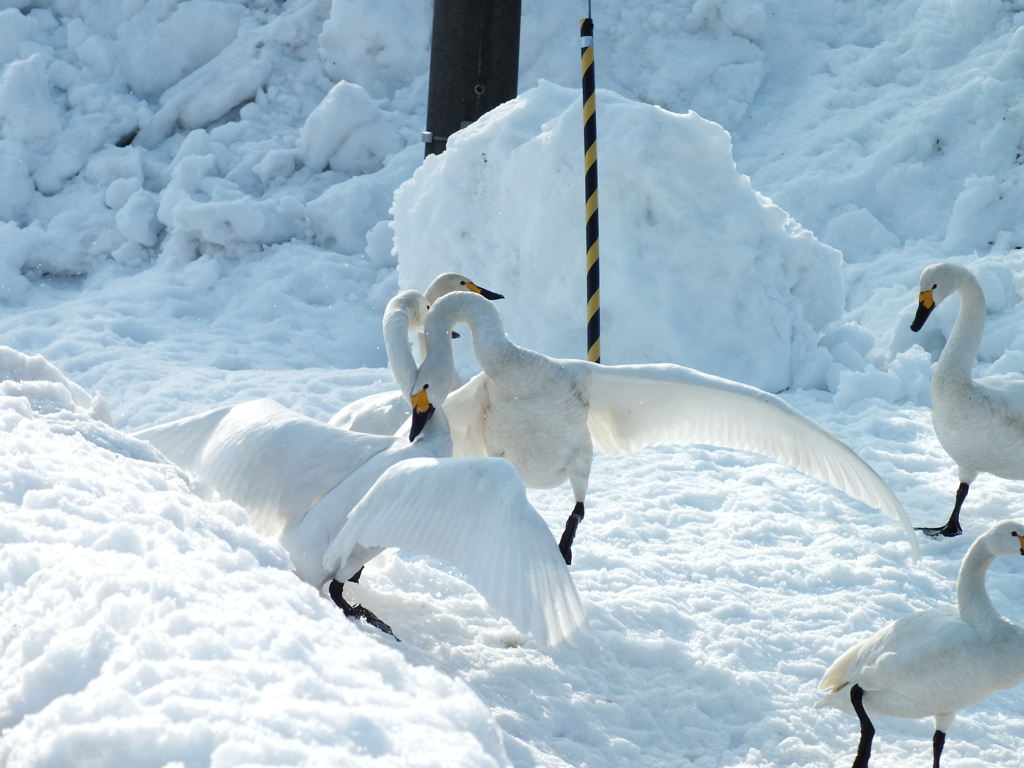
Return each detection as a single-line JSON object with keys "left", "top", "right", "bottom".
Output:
{"left": 974, "top": 375, "right": 1024, "bottom": 423}
{"left": 443, "top": 373, "right": 490, "bottom": 458}
{"left": 133, "top": 403, "right": 236, "bottom": 471}
{"left": 582, "top": 363, "right": 920, "bottom": 562}
{"left": 816, "top": 610, "right": 1005, "bottom": 715}
{"left": 323, "top": 456, "right": 589, "bottom": 648}
{"left": 328, "top": 390, "right": 411, "bottom": 436}
{"left": 137, "top": 399, "right": 394, "bottom": 536}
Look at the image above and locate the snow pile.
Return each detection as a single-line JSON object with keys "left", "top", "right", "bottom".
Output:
{"left": 0, "top": 0, "right": 424, "bottom": 300}
{"left": 736, "top": 0, "right": 1024, "bottom": 263}
{"left": 3, "top": 0, "right": 1024, "bottom": 765}
{"left": 396, "top": 82, "right": 842, "bottom": 392}
{"left": 0, "top": 347, "right": 510, "bottom": 768}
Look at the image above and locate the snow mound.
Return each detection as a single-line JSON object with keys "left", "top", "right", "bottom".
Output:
{"left": 0, "top": 348, "right": 511, "bottom": 768}
{"left": 395, "top": 82, "right": 842, "bottom": 392}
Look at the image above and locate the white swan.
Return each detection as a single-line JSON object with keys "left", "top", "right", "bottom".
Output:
{"left": 328, "top": 273, "right": 503, "bottom": 434}
{"left": 134, "top": 290, "right": 586, "bottom": 647}
{"left": 909, "top": 262, "right": 1024, "bottom": 538}
{"left": 408, "top": 291, "right": 921, "bottom": 565}
{"left": 815, "top": 519, "right": 1024, "bottom": 768}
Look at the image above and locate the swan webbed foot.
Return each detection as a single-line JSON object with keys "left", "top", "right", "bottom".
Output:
{"left": 917, "top": 483, "right": 969, "bottom": 538}
{"left": 347, "top": 566, "right": 363, "bottom": 584}
{"left": 851, "top": 684, "right": 874, "bottom": 768}
{"left": 932, "top": 730, "right": 946, "bottom": 768}
{"left": 915, "top": 522, "right": 963, "bottom": 538}
{"left": 558, "top": 502, "right": 585, "bottom": 565}
{"left": 328, "top": 579, "right": 400, "bottom": 641}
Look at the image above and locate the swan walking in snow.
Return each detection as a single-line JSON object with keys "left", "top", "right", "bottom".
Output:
{"left": 407, "top": 291, "right": 920, "bottom": 565}
{"left": 909, "top": 262, "right": 1024, "bottom": 537}
{"left": 328, "top": 273, "right": 503, "bottom": 435}
{"left": 816, "top": 519, "right": 1024, "bottom": 768}
{"left": 134, "top": 290, "right": 587, "bottom": 647}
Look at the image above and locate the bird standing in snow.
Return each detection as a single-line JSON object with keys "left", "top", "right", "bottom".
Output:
{"left": 816, "top": 519, "right": 1024, "bottom": 768}
{"left": 406, "top": 291, "right": 920, "bottom": 565}
{"left": 134, "top": 289, "right": 587, "bottom": 647}
{"left": 910, "top": 262, "right": 1024, "bottom": 537}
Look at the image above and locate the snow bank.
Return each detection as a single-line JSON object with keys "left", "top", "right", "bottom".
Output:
{"left": 0, "top": 347, "right": 510, "bottom": 768}
{"left": 395, "top": 82, "right": 842, "bottom": 392}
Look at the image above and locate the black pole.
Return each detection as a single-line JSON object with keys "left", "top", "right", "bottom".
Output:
{"left": 580, "top": 14, "right": 600, "bottom": 363}
{"left": 424, "top": 0, "right": 522, "bottom": 156}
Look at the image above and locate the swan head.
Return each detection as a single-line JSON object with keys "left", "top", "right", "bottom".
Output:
{"left": 910, "top": 262, "right": 962, "bottom": 332}
{"left": 407, "top": 336, "right": 460, "bottom": 441}
{"left": 423, "top": 273, "right": 504, "bottom": 308}
{"left": 409, "top": 386, "right": 436, "bottom": 441}
{"left": 977, "top": 520, "right": 1024, "bottom": 557}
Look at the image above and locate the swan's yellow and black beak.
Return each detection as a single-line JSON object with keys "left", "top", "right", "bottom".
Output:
{"left": 1016, "top": 532, "right": 1024, "bottom": 556}
{"left": 465, "top": 280, "right": 504, "bottom": 301}
{"left": 409, "top": 387, "right": 435, "bottom": 442}
{"left": 910, "top": 288, "right": 935, "bottom": 332}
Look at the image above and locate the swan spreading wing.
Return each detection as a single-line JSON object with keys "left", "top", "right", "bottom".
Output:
{"left": 329, "top": 390, "right": 411, "bottom": 435}
{"left": 581, "top": 362, "right": 921, "bottom": 562}
{"left": 136, "top": 399, "right": 393, "bottom": 537}
{"left": 323, "top": 456, "right": 589, "bottom": 648}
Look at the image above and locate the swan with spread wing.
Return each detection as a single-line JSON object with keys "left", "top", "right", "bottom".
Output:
{"left": 134, "top": 290, "right": 587, "bottom": 647}
{"left": 407, "top": 291, "right": 920, "bottom": 565}
{"left": 909, "top": 262, "right": 1024, "bottom": 538}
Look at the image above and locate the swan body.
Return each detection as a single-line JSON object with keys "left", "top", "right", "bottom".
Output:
{"left": 329, "top": 273, "right": 503, "bottom": 434}
{"left": 816, "top": 519, "right": 1024, "bottom": 767}
{"left": 410, "top": 291, "right": 921, "bottom": 565}
{"left": 135, "top": 290, "right": 587, "bottom": 647}
{"left": 909, "top": 262, "right": 1024, "bottom": 537}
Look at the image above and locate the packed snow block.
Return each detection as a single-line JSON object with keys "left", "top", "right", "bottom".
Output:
{"left": 297, "top": 80, "right": 401, "bottom": 175}
{"left": 394, "top": 82, "right": 843, "bottom": 393}
{"left": 138, "top": 27, "right": 274, "bottom": 147}
{"left": 0, "top": 53, "right": 62, "bottom": 142}
{"left": 306, "top": 144, "right": 421, "bottom": 255}
{"left": 0, "top": 141, "right": 33, "bottom": 222}
{"left": 318, "top": 0, "right": 431, "bottom": 98}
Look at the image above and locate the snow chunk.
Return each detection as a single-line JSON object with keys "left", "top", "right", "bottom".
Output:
{"left": 297, "top": 80, "right": 400, "bottom": 175}
{"left": 119, "top": 0, "right": 245, "bottom": 97}
{"left": 318, "top": 0, "right": 432, "bottom": 98}
{"left": 0, "top": 53, "right": 62, "bottom": 142}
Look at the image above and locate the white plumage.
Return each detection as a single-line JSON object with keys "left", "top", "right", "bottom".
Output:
{"left": 816, "top": 519, "right": 1024, "bottom": 767}
{"left": 409, "top": 291, "right": 921, "bottom": 565}
{"left": 328, "top": 273, "right": 503, "bottom": 435}
{"left": 134, "top": 289, "right": 587, "bottom": 647}
{"left": 910, "top": 261, "right": 1024, "bottom": 537}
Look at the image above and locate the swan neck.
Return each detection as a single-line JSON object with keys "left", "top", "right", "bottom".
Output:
{"left": 937, "top": 276, "right": 985, "bottom": 381}
{"left": 956, "top": 540, "right": 1002, "bottom": 636}
{"left": 431, "top": 294, "right": 515, "bottom": 373}
{"left": 383, "top": 311, "right": 418, "bottom": 397}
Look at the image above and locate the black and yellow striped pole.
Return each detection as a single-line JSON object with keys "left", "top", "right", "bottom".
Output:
{"left": 580, "top": 11, "right": 600, "bottom": 363}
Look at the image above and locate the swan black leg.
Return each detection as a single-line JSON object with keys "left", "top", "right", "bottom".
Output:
{"left": 916, "top": 482, "right": 967, "bottom": 538}
{"left": 328, "top": 579, "right": 399, "bottom": 640}
{"left": 850, "top": 684, "right": 874, "bottom": 768}
{"left": 932, "top": 730, "right": 946, "bottom": 768}
{"left": 558, "top": 502, "right": 585, "bottom": 565}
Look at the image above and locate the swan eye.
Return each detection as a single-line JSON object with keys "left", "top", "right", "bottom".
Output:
{"left": 422, "top": 383, "right": 429, "bottom": 389}
{"left": 460, "top": 281, "right": 466, "bottom": 286}
{"left": 932, "top": 283, "right": 937, "bottom": 290}
{"left": 1013, "top": 531, "right": 1019, "bottom": 537}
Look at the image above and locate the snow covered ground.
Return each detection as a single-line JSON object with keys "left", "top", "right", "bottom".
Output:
{"left": 2, "top": 0, "right": 1024, "bottom": 766}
